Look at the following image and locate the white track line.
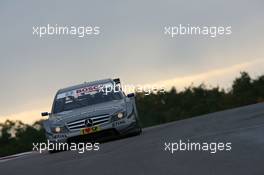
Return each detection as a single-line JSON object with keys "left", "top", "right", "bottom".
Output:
{"left": 0, "top": 151, "right": 34, "bottom": 163}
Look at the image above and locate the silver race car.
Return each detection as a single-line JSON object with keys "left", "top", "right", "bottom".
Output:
{"left": 41, "top": 78, "right": 141, "bottom": 149}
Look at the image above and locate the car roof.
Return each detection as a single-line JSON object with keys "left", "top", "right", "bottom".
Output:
{"left": 57, "top": 78, "right": 113, "bottom": 94}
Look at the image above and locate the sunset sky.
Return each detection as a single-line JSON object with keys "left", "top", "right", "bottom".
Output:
{"left": 0, "top": 0, "right": 264, "bottom": 123}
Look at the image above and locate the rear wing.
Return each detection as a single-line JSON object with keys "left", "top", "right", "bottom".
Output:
{"left": 113, "top": 78, "right": 120, "bottom": 84}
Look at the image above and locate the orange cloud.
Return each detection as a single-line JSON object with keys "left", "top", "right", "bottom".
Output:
{"left": 0, "top": 109, "right": 45, "bottom": 124}
{"left": 153, "top": 59, "right": 264, "bottom": 90}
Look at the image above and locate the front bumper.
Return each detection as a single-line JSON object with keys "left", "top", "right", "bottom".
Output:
{"left": 46, "top": 113, "right": 137, "bottom": 143}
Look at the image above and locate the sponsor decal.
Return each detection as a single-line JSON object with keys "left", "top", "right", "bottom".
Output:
{"left": 53, "top": 134, "right": 67, "bottom": 139}
{"left": 56, "top": 83, "right": 112, "bottom": 100}
{"left": 80, "top": 126, "right": 100, "bottom": 135}
{"left": 114, "top": 120, "right": 126, "bottom": 126}
{"left": 76, "top": 85, "right": 103, "bottom": 96}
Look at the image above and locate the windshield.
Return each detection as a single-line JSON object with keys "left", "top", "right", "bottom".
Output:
{"left": 52, "top": 83, "right": 123, "bottom": 114}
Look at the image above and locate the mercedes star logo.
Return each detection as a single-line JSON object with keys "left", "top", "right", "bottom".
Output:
{"left": 85, "top": 118, "right": 93, "bottom": 127}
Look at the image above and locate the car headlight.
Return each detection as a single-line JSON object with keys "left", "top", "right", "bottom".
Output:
{"left": 117, "top": 112, "right": 124, "bottom": 119}
{"left": 52, "top": 126, "right": 63, "bottom": 133}
{"left": 55, "top": 127, "right": 61, "bottom": 133}
{"left": 112, "top": 112, "right": 126, "bottom": 121}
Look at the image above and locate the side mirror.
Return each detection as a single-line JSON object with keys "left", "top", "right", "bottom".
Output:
{"left": 41, "top": 112, "right": 49, "bottom": 117}
{"left": 127, "top": 93, "right": 135, "bottom": 98}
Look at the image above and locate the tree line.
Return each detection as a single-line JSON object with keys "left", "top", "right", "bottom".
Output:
{"left": 1, "top": 72, "right": 264, "bottom": 157}
{"left": 137, "top": 72, "right": 264, "bottom": 127}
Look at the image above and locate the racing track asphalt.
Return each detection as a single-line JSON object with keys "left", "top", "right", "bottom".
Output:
{"left": 1, "top": 103, "right": 264, "bottom": 175}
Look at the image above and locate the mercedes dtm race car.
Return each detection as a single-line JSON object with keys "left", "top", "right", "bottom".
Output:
{"left": 41, "top": 78, "right": 142, "bottom": 150}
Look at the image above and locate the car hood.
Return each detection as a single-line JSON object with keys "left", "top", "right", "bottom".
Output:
{"left": 49, "top": 99, "right": 126, "bottom": 125}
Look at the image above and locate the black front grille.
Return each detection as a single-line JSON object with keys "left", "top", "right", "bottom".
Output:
{"left": 67, "top": 129, "right": 118, "bottom": 143}
{"left": 67, "top": 114, "right": 111, "bottom": 131}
